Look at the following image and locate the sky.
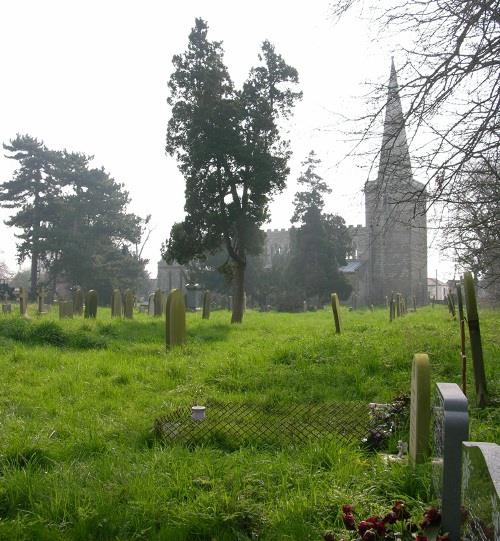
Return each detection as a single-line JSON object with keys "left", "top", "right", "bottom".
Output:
{"left": 0, "top": 0, "right": 455, "bottom": 280}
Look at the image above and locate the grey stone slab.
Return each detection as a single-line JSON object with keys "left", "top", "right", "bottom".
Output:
{"left": 462, "top": 442, "right": 500, "bottom": 541}
{"left": 433, "top": 382, "right": 469, "bottom": 541}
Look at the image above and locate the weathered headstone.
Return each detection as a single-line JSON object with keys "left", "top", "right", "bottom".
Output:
{"left": 84, "top": 290, "right": 98, "bottom": 318}
{"left": 413, "top": 295, "right": 417, "bottom": 312}
{"left": 186, "top": 283, "right": 203, "bottom": 311}
{"left": 463, "top": 271, "right": 488, "bottom": 407}
{"left": 19, "top": 287, "right": 28, "bottom": 316}
{"left": 396, "top": 293, "right": 401, "bottom": 317}
{"left": 154, "top": 289, "right": 163, "bottom": 317}
{"left": 37, "top": 287, "right": 46, "bottom": 314}
{"left": 456, "top": 284, "right": 467, "bottom": 395}
{"left": 330, "top": 293, "right": 342, "bottom": 334}
{"left": 73, "top": 287, "right": 84, "bottom": 316}
{"left": 59, "top": 300, "right": 73, "bottom": 319}
{"left": 243, "top": 292, "right": 247, "bottom": 312}
{"left": 2, "top": 304, "right": 12, "bottom": 313}
{"left": 409, "top": 353, "right": 431, "bottom": 464}
{"left": 461, "top": 442, "right": 500, "bottom": 541}
{"left": 389, "top": 293, "right": 395, "bottom": 322}
{"left": 202, "top": 291, "right": 211, "bottom": 320}
{"left": 148, "top": 293, "right": 155, "bottom": 316}
{"left": 111, "top": 289, "right": 122, "bottom": 317}
{"left": 432, "top": 382, "right": 469, "bottom": 541}
{"left": 123, "top": 289, "right": 134, "bottom": 319}
{"left": 166, "top": 288, "right": 186, "bottom": 347}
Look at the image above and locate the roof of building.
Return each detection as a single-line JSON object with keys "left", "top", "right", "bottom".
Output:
{"left": 339, "top": 260, "right": 364, "bottom": 273}
{"left": 427, "top": 277, "right": 447, "bottom": 286}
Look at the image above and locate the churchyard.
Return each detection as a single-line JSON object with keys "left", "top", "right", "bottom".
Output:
{"left": 0, "top": 301, "right": 498, "bottom": 540}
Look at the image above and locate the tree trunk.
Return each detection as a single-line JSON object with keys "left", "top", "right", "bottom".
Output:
{"left": 231, "top": 262, "right": 245, "bottom": 324}
{"left": 30, "top": 252, "right": 38, "bottom": 301}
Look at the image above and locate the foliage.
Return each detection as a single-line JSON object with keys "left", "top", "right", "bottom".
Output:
{"left": 336, "top": 501, "right": 443, "bottom": 541}
{"left": 164, "top": 18, "right": 301, "bottom": 323}
{"left": 332, "top": 0, "right": 500, "bottom": 211}
{"left": 287, "top": 152, "right": 352, "bottom": 303}
{"left": 0, "top": 305, "right": 498, "bottom": 538}
{"left": 1, "top": 135, "right": 148, "bottom": 301}
{"left": 442, "top": 158, "right": 500, "bottom": 290}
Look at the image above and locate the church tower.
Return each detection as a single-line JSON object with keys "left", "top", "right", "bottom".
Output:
{"left": 364, "top": 60, "right": 428, "bottom": 305}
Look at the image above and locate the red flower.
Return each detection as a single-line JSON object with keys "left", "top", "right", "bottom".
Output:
{"left": 358, "top": 521, "right": 373, "bottom": 536}
{"left": 362, "top": 529, "right": 377, "bottom": 541}
{"left": 342, "top": 504, "right": 355, "bottom": 514}
{"left": 416, "top": 536, "right": 428, "bottom": 541}
{"left": 343, "top": 513, "right": 356, "bottom": 530}
{"left": 392, "top": 501, "right": 411, "bottom": 520}
{"left": 422, "top": 508, "right": 441, "bottom": 527}
{"left": 383, "top": 512, "right": 397, "bottom": 525}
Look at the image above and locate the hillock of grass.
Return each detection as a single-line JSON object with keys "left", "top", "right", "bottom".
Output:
{"left": 0, "top": 318, "right": 107, "bottom": 349}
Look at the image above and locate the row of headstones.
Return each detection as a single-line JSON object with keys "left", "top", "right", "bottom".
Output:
{"left": 147, "top": 289, "right": 211, "bottom": 319}
{"left": 389, "top": 292, "right": 416, "bottom": 320}
{"left": 409, "top": 353, "right": 499, "bottom": 541}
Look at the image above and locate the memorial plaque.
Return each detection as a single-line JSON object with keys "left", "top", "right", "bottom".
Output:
{"left": 462, "top": 442, "right": 500, "bottom": 541}
{"left": 432, "top": 383, "right": 469, "bottom": 541}
{"left": 409, "top": 353, "right": 431, "bottom": 464}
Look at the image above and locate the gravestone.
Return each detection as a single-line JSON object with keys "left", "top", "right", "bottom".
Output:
{"left": 84, "top": 290, "right": 98, "bottom": 318}
{"left": 73, "top": 287, "right": 84, "bottom": 316}
{"left": 463, "top": 271, "right": 488, "bottom": 407}
{"left": 123, "top": 289, "right": 134, "bottom": 319}
{"left": 19, "top": 287, "right": 28, "bottom": 316}
{"left": 37, "top": 287, "right": 46, "bottom": 314}
{"left": 330, "top": 293, "right": 342, "bottom": 334}
{"left": 186, "top": 283, "right": 203, "bottom": 311}
{"left": 396, "top": 293, "right": 401, "bottom": 317}
{"left": 432, "top": 382, "right": 469, "bottom": 541}
{"left": 111, "top": 289, "right": 122, "bottom": 317}
{"left": 202, "top": 291, "right": 211, "bottom": 320}
{"left": 166, "top": 289, "right": 186, "bottom": 347}
{"left": 59, "top": 300, "right": 73, "bottom": 319}
{"left": 154, "top": 289, "right": 164, "bottom": 317}
{"left": 148, "top": 293, "right": 155, "bottom": 316}
{"left": 461, "top": 442, "right": 500, "bottom": 541}
{"left": 2, "top": 304, "right": 12, "bottom": 313}
{"left": 409, "top": 353, "right": 431, "bottom": 464}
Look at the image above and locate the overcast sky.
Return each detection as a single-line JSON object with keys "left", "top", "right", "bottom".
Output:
{"left": 0, "top": 0, "right": 454, "bottom": 280}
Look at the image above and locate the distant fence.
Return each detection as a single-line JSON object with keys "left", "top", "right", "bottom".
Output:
{"left": 155, "top": 401, "right": 371, "bottom": 447}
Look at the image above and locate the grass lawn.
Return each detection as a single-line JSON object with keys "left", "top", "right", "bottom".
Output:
{"left": 0, "top": 305, "right": 498, "bottom": 540}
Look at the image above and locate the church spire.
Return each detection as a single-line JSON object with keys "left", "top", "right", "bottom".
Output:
{"left": 377, "top": 59, "right": 413, "bottom": 187}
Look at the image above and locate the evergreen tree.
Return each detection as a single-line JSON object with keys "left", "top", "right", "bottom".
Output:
{"left": 164, "top": 18, "right": 301, "bottom": 323}
{"left": 1, "top": 135, "right": 62, "bottom": 297}
{"left": 1, "top": 136, "right": 148, "bottom": 301}
{"left": 287, "top": 152, "right": 351, "bottom": 303}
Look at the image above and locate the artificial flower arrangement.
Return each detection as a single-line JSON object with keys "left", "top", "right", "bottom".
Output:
{"left": 324, "top": 501, "right": 446, "bottom": 541}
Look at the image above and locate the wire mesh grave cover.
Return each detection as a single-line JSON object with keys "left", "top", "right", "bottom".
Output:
{"left": 154, "top": 401, "right": 370, "bottom": 447}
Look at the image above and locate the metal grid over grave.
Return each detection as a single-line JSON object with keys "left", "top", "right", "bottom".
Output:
{"left": 154, "top": 401, "right": 370, "bottom": 447}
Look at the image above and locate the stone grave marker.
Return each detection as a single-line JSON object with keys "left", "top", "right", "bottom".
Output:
{"left": 166, "top": 289, "right": 186, "bottom": 347}
{"left": 409, "top": 353, "right": 431, "bottom": 464}
{"left": 19, "top": 287, "right": 28, "bottom": 316}
{"left": 148, "top": 293, "right": 155, "bottom": 316}
{"left": 73, "top": 287, "right": 84, "bottom": 316}
{"left": 59, "top": 300, "right": 73, "bottom": 319}
{"left": 37, "top": 287, "right": 46, "bottom": 314}
{"left": 123, "top": 289, "right": 134, "bottom": 319}
{"left": 432, "top": 382, "right": 469, "bottom": 541}
{"left": 2, "top": 304, "right": 12, "bottom": 313}
{"left": 153, "top": 289, "right": 164, "bottom": 317}
{"left": 461, "top": 442, "right": 500, "bottom": 541}
{"left": 330, "top": 293, "right": 342, "bottom": 334}
{"left": 202, "top": 291, "right": 211, "bottom": 320}
{"left": 111, "top": 289, "right": 123, "bottom": 317}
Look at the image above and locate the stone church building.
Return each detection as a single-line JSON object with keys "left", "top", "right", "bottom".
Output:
{"left": 157, "top": 61, "right": 428, "bottom": 306}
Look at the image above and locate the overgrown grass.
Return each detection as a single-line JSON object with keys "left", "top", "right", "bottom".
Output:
{"left": 0, "top": 304, "right": 498, "bottom": 540}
